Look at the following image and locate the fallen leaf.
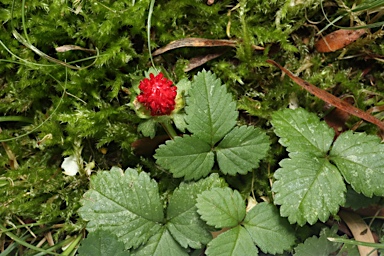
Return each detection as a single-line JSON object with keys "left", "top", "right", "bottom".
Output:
{"left": 184, "top": 52, "right": 224, "bottom": 72}
{"left": 339, "top": 210, "right": 378, "bottom": 256}
{"left": 315, "top": 29, "right": 367, "bottom": 53}
{"left": 211, "top": 227, "right": 230, "bottom": 239}
{"left": 55, "top": 45, "right": 96, "bottom": 53}
{"left": 152, "top": 38, "right": 237, "bottom": 56}
{"left": 355, "top": 205, "right": 384, "bottom": 219}
{"left": 267, "top": 59, "right": 384, "bottom": 131}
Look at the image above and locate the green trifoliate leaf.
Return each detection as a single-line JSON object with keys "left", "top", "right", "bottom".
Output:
{"left": 185, "top": 70, "right": 238, "bottom": 146}
{"left": 78, "top": 167, "right": 164, "bottom": 250}
{"left": 294, "top": 227, "right": 342, "bottom": 256}
{"left": 330, "top": 131, "right": 384, "bottom": 197}
{"left": 131, "top": 227, "right": 188, "bottom": 256}
{"left": 243, "top": 202, "right": 296, "bottom": 254}
{"left": 216, "top": 126, "right": 270, "bottom": 175}
{"left": 272, "top": 153, "right": 346, "bottom": 226}
{"left": 205, "top": 226, "right": 258, "bottom": 256}
{"left": 155, "top": 135, "right": 214, "bottom": 180}
{"left": 271, "top": 108, "right": 334, "bottom": 156}
{"left": 166, "top": 174, "right": 226, "bottom": 249}
{"left": 196, "top": 187, "right": 246, "bottom": 228}
{"left": 78, "top": 229, "right": 127, "bottom": 256}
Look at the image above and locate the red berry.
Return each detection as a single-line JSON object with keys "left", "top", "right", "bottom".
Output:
{"left": 137, "top": 73, "right": 177, "bottom": 116}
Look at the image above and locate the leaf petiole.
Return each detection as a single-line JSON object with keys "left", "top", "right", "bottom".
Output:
{"left": 160, "top": 120, "right": 177, "bottom": 139}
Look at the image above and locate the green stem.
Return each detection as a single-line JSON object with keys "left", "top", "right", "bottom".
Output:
{"left": 239, "top": 0, "right": 252, "bottom": 59}
{"left": 22, "top": 0, "right": 32, "bottom": 45}
{"left": 0, "top": 221, "right": 48, "bottom": 232}
{"left": 160, "top": 121, "right": 177, "bottom": 139}
{"left": 61, "top": 233, "right": 83, "bottom": 256}
{"left": 328, "top": 237, "right": 384, "bottom": 249}
{"left": 147, "top": 0, "right": 156, "bottom": 68}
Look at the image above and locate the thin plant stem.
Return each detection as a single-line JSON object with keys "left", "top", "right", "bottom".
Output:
{"left": 160, "top": 121, "right": 177, "bottom": 139}
{"left": 61, "top": 234, "right": 83, "bottom": 256}
{"left": 147, "top": 0, "right": 156, "bottom": 68}
{"left": 328, "top": 237, "right": 384, "bottom": 249}
{"left": 21, "top": 0, "right": 31, "bottom": 44}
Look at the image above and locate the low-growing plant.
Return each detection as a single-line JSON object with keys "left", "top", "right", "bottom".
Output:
{"left": 2, "top": 0, "right": 384, "bottom": 255}
{"left": 271, "top": 108, "right": 384, "bottom": 225}
{"left": 77, "top": 69, "right": 384, "bottom": 255}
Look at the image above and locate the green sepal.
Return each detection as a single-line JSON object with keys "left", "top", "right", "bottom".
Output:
{"left": 138, "top": 119, "right": 156, "bottom": 138}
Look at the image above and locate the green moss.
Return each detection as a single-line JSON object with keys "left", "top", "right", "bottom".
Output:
{"left": 1, "top": 0, "right": 384, "bottom": 250}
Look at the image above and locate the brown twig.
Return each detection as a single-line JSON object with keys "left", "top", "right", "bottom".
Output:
{"left": 267, "top": 59, "right": 384, "bottom": 131}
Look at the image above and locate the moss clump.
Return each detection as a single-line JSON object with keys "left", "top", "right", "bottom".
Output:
{"left": 1, "top": 0, "right": 384, "bottom": 251}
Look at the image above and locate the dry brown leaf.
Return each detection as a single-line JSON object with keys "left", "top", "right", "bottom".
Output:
{"left": 315, "top": 29, "right": 367, "bottom": 53}
{"left": 211, "top": 227, "right": 230, "bottom": 239}
{"left": 355, "top": 205, "right": 384, "bottom": 219}
{"left": 152, "top": 38, "right": 238, "bottom": 56}
{"left": 55, "top": 45, "right": 96, "bottom": 53}
{"left": 184, "top": 52, "right": 224, "bottom": 72}
{"left": 339, "top": 210, "right": 378, "bottom": 256}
